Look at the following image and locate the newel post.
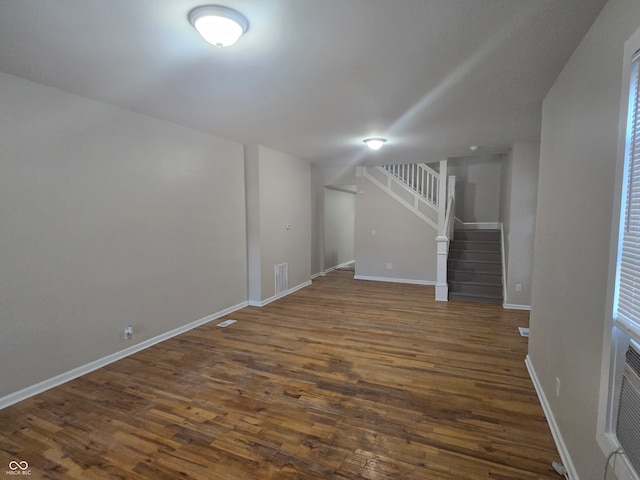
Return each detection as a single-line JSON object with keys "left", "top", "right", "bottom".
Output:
{"left": 435, "top": 159, "right": 449, "bottom": 301}
{"left": 435, "top": 236, "right": 449, "bottom": 301}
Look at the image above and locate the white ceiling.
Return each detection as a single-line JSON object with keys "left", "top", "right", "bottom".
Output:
{"left": 0, "top": 0, "right": 607, "bottom": 166}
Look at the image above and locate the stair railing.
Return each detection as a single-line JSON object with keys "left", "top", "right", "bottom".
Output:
{"left": 383, "top": 163, "right": 439, "bottom": 207}
{"left": 364, "top": 165, "right": 439, "bottom": 229}
{"left": 361, "top": 161, "right": 455, "bottom": 301}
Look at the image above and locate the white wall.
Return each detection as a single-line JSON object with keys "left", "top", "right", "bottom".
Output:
{"left": 499, "top": 150, "right": 513, "bottom": 273}
{"left": 449, "top": 155, "right": 503, "bottom": 223}
{"left": 0, "top": 73, "right": 248, "bottom": 398}
{"left": 245, "top": 144, "right": 261, "bottom": 303}
{"left": 355, "top": 175, "right": 437, "bottom": 283}
{"left": 529, "top": 0, "right": 640, "bottom": 477}
{"left": 254, "top": 146, "right": 311, "bottom": 302}
{"left": 501, "top": 144, "right": 539, "bottom": 307}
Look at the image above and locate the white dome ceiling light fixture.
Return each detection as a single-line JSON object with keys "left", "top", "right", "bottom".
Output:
{"left": 189, "top": 5, "right": 249, "bottom": 47}
{"left": 363, "top": 138, "right": 387, "bottom": 151}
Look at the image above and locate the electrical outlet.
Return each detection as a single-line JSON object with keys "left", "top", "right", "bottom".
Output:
{"left": 555, "top": 377, "right": 561, "bottom": 397}
{"left": 516, "top": 283, "right": 522, "bottom": 292}
{"left": 124, "top": 326, "right": 133, "bottom": 340}
{"left": 386, "top": 263, "right": 392, "bottom": 270}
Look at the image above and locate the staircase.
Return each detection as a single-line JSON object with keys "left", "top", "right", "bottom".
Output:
{"left": 359, "top": 162, "right": 505, "bottom": 304}
{"left": 448, "top": 229, "right": 503, "bottom": 304}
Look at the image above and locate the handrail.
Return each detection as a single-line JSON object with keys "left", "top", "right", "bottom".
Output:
{"left": 383, "top": 163, "right": 439, "bottom": 207}
{"left": 443, "top": 195, "right": 454, "bottom": 242}
{"left": 443, "top": 176, "right": 456, "bottom": 241}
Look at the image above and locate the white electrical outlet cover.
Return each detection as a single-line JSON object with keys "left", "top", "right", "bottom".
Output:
{"left": 217, "top": 319, "right": 237, "bottom": 328}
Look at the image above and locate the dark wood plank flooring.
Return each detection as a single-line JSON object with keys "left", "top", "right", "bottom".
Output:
{"left": 0, "top": 271, "right": 559, "bottom": 479}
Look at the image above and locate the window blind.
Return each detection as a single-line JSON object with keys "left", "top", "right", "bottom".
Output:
{"left": 617, "top": 52, "right": 640, "bottom": 342}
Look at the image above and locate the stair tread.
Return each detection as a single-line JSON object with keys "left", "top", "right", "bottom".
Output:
{"left": 448, "top": 268, "right": 501, "bottom": 275}
{"left": 449, "top": 249, "right": 500, "bottom": 254}
{"left": 449, "top": 290, "right": 502, "bottom": 298}
{"left": 453, "top": 241, "right": 500, "bottom": 246}
{"left": 451, "top": 239, "right": 500, "bottom": 243}
{"left": 448, "top": 259, "right": 501, "bottom": 265}
{"left": 450, "top": 242, "right": 500, "bottom": 245}
{"left": 449, "top": 279, "right": 502, "bottom": 287}
{"left": 448, "top": 292, "right": 503, "bottom": 304}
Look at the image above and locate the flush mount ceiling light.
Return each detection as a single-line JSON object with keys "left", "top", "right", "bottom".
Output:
{"left": 189, "top": 5, "right": 249, "bottom": 47}
{"left": 363, "top": 138, "right": 387, "bottom": 151}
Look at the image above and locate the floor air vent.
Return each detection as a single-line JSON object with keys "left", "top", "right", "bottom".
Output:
{"left": 275, "top": 263, "right": 288, "bottom": 296}
{"left": 216, "top": 319, "right": 236, "bottom": 328}
{"left": 616, "top": 343, "right": 640, "bottom": 477}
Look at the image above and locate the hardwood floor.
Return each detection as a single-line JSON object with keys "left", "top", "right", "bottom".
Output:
{"left": 0, "top": 271, "right": 560, "bottom": 479}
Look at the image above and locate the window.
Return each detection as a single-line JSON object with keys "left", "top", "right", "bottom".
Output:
{"left": 597, "top": 28, "right": 640, "bottom": 480}
{"left": 615, "top": 51, "right": 640, "bottom": 344}
{"left": 603, "top": 42, "right": 640, "bottom": 480}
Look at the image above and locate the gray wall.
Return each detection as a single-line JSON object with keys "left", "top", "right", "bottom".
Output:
{"left": 245, "top": 145, "right": 261, "bottom": 303}
{"left": 355, "top": 175, "right": 437, "bottom": 283}
{"left": 0, "top": 73, "right": 248, "bottom": 398}
{"left": 257, "top": 146, "right": 311, "bottom": 300}
{"left": 499, "top": 150, "right": 513, "bottom": 275}
{"left": 529, "top": 0, "right": 640, "bottom": 477}
{"left": 501, "top": 143, "right": 539, "bottom": 307}
{"left": 449, "top": 155, "right": 503, "bottom": 223}
{"left": 324, "top": 188, "right": 355, "bottom": 270}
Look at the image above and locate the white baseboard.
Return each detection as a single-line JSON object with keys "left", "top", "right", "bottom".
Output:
{"left": 312, "top": 261, "right": 356, "bottom": 279}
{"left": 323, "top": 260, "right": 355, "bottom": 275}
{"left": 0, "top": 300, "right": 248, "bottom": 411}
{"left": 354, "top": 275, "right": 436, "bottom": 286}
{"left": 504, "top": 303, "right": 531, "bottom": 311}
{"left": 248, "top": 280, "right": 312, "bottom": 307}
{"left": 525, "top": 355, "right": 579, "bottom": 480}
